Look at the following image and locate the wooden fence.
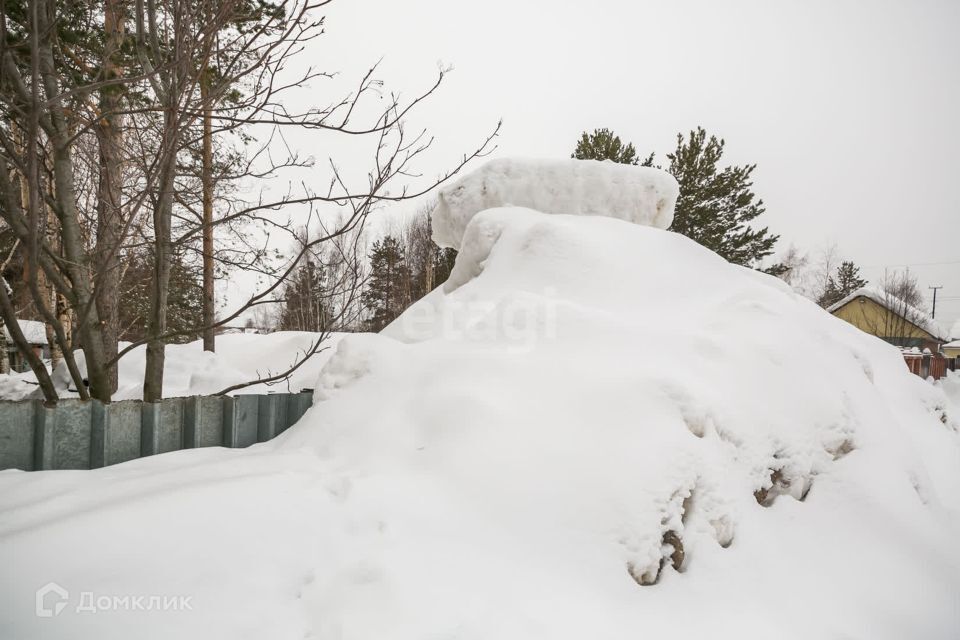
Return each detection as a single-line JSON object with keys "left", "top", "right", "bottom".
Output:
{"left": 903, "top": 353, "right": 956, "bottom": 381}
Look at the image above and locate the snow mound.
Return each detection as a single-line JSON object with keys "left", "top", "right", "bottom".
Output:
{"left": 939, "top": 370, "right": 960, "bottom": 413}
{"left": 431, "top": 158, "right": 679, "bottom": 249}
{"left": 1, "top": 210, "right": 959, "bottom": 640}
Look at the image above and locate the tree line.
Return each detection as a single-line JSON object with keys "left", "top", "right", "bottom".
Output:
{"left": 573, "top": 127, "right": 936, "bottom": 332}
{"left": 0, "top": 26, "right": 934, "bottom": 408}
{"left": 271, "top": 205, "right": 457, "bottom": 334}
{"left": 271, "top": 126, "right": 933, "bottom": 340}
{"left": 275, "top": 125, "right": 790, "bottom": 334}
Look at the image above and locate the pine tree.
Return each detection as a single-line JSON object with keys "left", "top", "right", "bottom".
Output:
{"left": 572, "top": 127, "right": 780, "bottom": 271}
{"left": 118, "top": 252, "right": 204, "bottom": 344}
{"left": 434, "top": 247, "right": 458, "bottom": 287}
{"left": 364, "top": 236, "right": 411, "bottom": 332}
{"left": 664, "top": 127, "right": 780, "bottom": 270}
{"left": 817, "top": 261, "right": 867, "bottom": 308}
{"left": 278, "top": 260, "right": 331, "bottom": 332}
{"left": 572, "top": 128, "right": 652, "bottom": 165}
{"left": 836, "top": 262, "right": 867, "bottom": 298}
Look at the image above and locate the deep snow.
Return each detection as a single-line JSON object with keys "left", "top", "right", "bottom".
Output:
{"left": 2, "top": 198, "right": 959, "bottom": 639}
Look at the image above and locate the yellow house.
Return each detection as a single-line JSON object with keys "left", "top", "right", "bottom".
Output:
{"left": 945, "top": 340, "right": 960, "bottom": 359}
{"left": 827, "top": 287, "right": 949, "bottom": 353}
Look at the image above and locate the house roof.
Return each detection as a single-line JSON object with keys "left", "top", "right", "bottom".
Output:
{"left": 2, "top": 319, "right": 48, "bottom": 345}
{"left": 826, "top": 286, "right": 949, "bottom": 342}
{"left": 945, "top": 339, "right": 960, "bottom": 349}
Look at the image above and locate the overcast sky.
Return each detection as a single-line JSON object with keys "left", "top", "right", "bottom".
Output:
{"left": 274, "top": 0, "right": 960, "bottom": 331}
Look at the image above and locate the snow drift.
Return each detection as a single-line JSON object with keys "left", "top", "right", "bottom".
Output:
{"left": 2, "top": 203, "right": 959, "bottom": 639}
{"left": 430, "top": 158, "right": 679, "bottom": 249}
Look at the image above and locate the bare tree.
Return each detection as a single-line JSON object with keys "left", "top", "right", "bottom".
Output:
{"left": 0, "top": 0, "right": 103, "bottom": 401}
{"left": 400, "top": 200, "right": 457, "bottom": 302}
{"left": 877, "top": 269, "right": 931, "bottom": 347}
{"left": 775, "top": 243, "right": 809, "bottom": 290}
{"left": 845, "top": 269, "right": 934, "bottom": 348}
{"left": 809, "top": 244, "right": 840, "bottom": 307}
{"left": 402, "top": 202, "right": 438, "bottom": 300}
{"left": 0, "top": 0, "right": 498, "bottom": 403}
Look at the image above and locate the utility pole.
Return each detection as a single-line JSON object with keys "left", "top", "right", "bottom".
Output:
{"left": 929, "top": 285, "right": 943, "bottom": 318}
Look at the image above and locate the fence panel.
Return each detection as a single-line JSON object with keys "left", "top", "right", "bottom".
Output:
{"left": 51, "top": 400, "right": 92, "bottom": 470}
{"left": 0, "top": 391, "right": 314, "bottom": 472}
{"left": 223, "top": 395, "right": 260, "bottom": 448}
{"left": 903, "top": 355, "right": 922, "bottom": 376}
{"left": 0, "top": 401, "right": 35, "bottom": 471}
{"left": 183, "top": 395, "right": 224, "bottom": 448}
{"left": 157, "top": 398, "right": 185, "bottom": 454}
{"left": 930, "top": 358, "right": 943, "bottom": 380}
{"left": 902, "top": 353, "right": 951, "bottom": 381}
{"left": 107, "top": 400, "right": 143, "bottom": 466}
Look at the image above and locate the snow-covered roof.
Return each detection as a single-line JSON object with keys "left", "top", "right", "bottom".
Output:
{"left": 826, "top": 286, "right": 949, "bottom": 341}
{"left": 2, "top": 319, "right": 48, "bottom": 345}
{"left": 945, "top": 339, "right": 960, "bottom": 349}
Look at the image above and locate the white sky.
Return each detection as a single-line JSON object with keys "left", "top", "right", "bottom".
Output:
{"left": 243, "top": 0, "right": 960, "bottom": 332}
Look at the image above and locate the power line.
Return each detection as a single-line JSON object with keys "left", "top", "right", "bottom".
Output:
{"left": 862, "top": 260, "right": 960, "bottom": 268}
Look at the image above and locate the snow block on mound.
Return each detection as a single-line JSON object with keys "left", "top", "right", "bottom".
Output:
{"left": 431, "top": 158, "right": 679, "bottom": 249}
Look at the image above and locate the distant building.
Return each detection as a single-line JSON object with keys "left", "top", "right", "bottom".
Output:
{"left": 3, "top": 319, "right": 49, "bottom": 372}
{"left": 827, "top": 287, "right": 949, "bottom": 353}
{"left": 944, "top": 340, "right": 960, "bottom": 359}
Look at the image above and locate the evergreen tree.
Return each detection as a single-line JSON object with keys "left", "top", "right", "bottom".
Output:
{"left": 818, "top": 261, "right": 867, "bottom": 308}
{"left": 364, "top": 236, "right": 411, "bottom": 332}
{"left": 434, "top": 247, "right": 458, "bottom": 287}
{"left": 572, "top": 127, "right": 780, "bottom": 271}
{"left": 278, "top": 260, "right": 331, "bottom": 332}
{"left": 663, "top": 127, "right": 780, "bottom": 270}
{"left": 118, "top": 252, "right": 204, "bottom": 344}
{"left": 572, "top": 128, "right": 652, "bottom": 165}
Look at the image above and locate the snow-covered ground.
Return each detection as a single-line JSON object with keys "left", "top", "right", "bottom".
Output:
{"left": 1, "top": 162, "right": 959, "bottom": 639}
{"left": 0, "top": 331, "right": 342, "bottom": 400}
{"left": 938, "top": 370, "right": 960, "bottom": 413}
